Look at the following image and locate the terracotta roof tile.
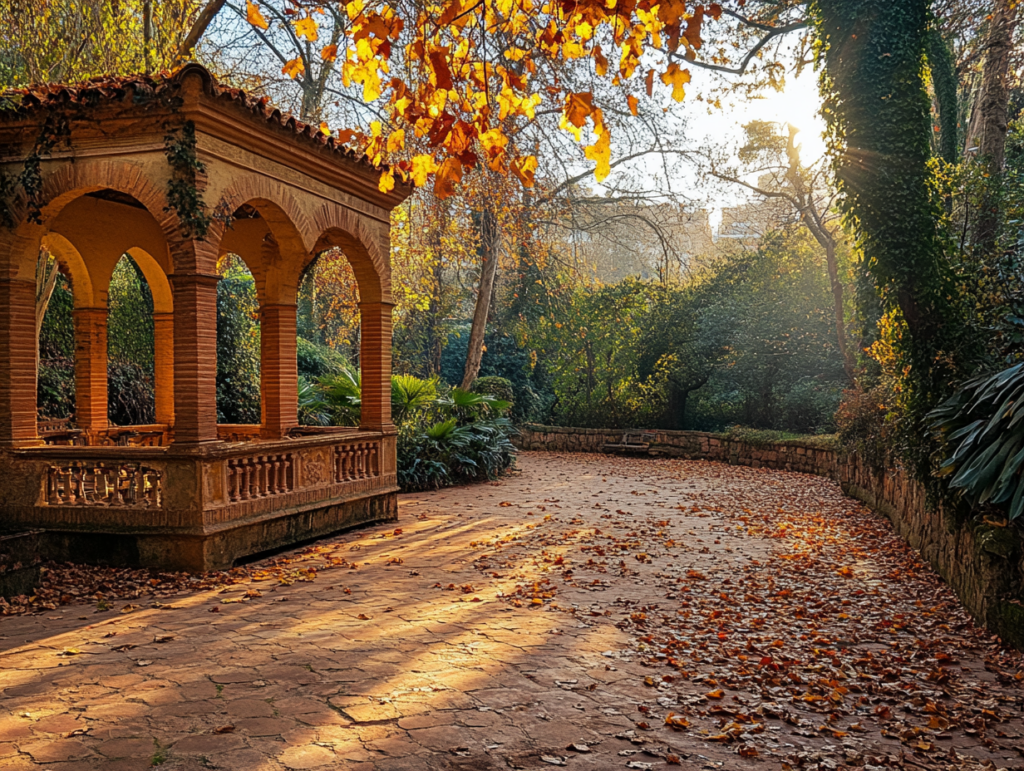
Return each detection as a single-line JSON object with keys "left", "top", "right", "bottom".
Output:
{"left": 1, "top": 64, "right": 391, "bottom": 176}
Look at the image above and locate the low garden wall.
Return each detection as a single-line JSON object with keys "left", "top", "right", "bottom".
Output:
{"left": 514, "top": 424, "right": 1024, "bottom": 649}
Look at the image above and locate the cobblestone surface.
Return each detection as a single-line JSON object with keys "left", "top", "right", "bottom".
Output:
{"left": 1, "top": 452, "right": 1022, "bottom": 770}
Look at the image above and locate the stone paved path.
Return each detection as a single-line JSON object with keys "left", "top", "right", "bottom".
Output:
{"left": 1, "top": 452, "right": 1022, "bottom": 771}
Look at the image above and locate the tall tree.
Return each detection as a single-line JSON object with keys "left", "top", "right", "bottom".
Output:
{"left": 707, "top": 122, "right": 854, "bottom": 381}
{"left": 966, "top": 0, "right": 1018, "bottom": 253}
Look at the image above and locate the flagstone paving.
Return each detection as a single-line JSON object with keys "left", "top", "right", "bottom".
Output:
{"left": 1, "top": 452, "right": 1022, "bottom": 770}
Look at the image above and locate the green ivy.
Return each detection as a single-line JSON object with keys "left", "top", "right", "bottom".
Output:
{"left": 0, "top": 109, "right": 71, "bottom": 228}
{"left": 811, "top": 0, "right": 971, "bottom": 471}
{"left": 164, "top": 120, "right": 212, "bottom": 239}
{"left": 927, "top": 25, "right": 959, "bottom": 166}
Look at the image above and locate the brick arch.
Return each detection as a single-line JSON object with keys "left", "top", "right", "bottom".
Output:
{"left": 209, "top": 177, "right": 311, "bottom": 258}
{"left": 3, "top": 159, "right": 177, "bottom": 283}
{"left": 208, "top": 176, "right": 315, "bottom": 305}
{"left": 124, "top": 248, "right": 174, "bottom": 315}
{"left": 41, "top": 232, "right": 97, "bottom": 309}
{"left": 308, "top": 203, "right": 390, "bottom": 304}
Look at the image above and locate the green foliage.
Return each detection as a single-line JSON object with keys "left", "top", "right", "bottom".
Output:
{"left": 297, "top": 376, "right": 331, "bottom": 427}
{"left": 471, "top": 376, "right": 514, "bottom": 409}
{"left": 927, "top": 26, "right": 959, "bottom": 166}
{"left": 397, "top": 417, "right": 517, "bottom": 492}
{"left": 391, "top": 374, "right": 439, "bottom": 424}
{"left": 37, "top": 271, "right": 75, "bottom": 418}
{"left": 216, "top": 256, "right": 261, "bottom": 424}
{"left": 108, "top": 256, "right": 154, "bottom": 368}
{"left": 440, "top": 328, "right": 550, "bottom": 422}
{"left": 107, "top": 255, "right": 156, "bottom": 424}
{"left": 317, "top": 368, "right": 362, "bottom": 427}
{"left": 532, "top": 228, "right": 847, "bottom": 435}
{"left": 811, "top": 0, "right": 968, "bottom": 471}
{"left": 720, "top": 426, "right": 840, "bottom": 451}
{"left": 296, "top": 337, "right": 348, "bottom": 380}
{"left": 107, "top": 360, "right": 154, "bottom": 426}
{"left": 312, "top": 365, "right": 516, "bottom": 490}
{"left": 930, "top": 363, "right": 1024, "bottom": 521}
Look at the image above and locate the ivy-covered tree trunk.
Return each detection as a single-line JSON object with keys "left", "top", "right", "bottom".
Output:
{"left": 811, "top": 0, "right": 957, "bottom": 376}
{"left": 927, "top": 26, "right": 959, "bottom": 166}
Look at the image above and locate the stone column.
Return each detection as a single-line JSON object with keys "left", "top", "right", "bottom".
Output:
{"left": 153, "top": 312, "right": 175, "bottom": 427}
{"left": 0, "top": 278, "right": 39, "bottom": 447}
{"left": 170, "top": 272, "right": 219, "bottom": 445}
{"left": 260, "top": 303, "right": 298, "bottom": 439}
{"left": 72, "top": 307, "right": 108, "bottom": 436}
{"left": 358, "top": 300, "right": 394, "bottom": 432}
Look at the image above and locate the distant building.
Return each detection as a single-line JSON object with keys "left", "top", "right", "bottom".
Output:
{"left": 571, "top": 183, "right": 794, "bottom": 282}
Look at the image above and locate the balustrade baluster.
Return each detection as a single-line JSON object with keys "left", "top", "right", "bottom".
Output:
{"left": 241, "top": 462, "right": 252, "bottom": 500}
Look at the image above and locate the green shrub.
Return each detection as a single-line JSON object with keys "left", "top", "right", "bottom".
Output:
{"left": 316, "top": 367, "right": 517, "bottom": 490}
{"left": 472, "top": 376, "right": 514, "bottom": 410}
{"left": 398, "top": 417, "right": 517, "bottom": 491}
{"left": 297, "top": 337, "right": 349, "bottom": 380}
{"left": 107, "top": 360, "right": 155, "bottom": 426}
{"left": 930, "top": 362, "right": 1024, "bottom": 521}
{"left": 37, "top": 356, "right": 74, "bottom": 419}
{"left": 298, "top": 376, "right": 331, "bottom": 426}
{"left": 216, "top": 261, "right": 261, "bottom": 424}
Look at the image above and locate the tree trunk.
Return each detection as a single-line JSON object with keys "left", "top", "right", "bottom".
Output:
{"left": 824, "top": 239, "right": 855, "bottom": 381}
{"left": 967, "top": 0, "right": 1017, "bottom": 254}
{"left": 460, "top": 205, "right": 500, "bottom": 391}
{"left": 966, "top": 0, "right": 1017, "bottom": 167}
{"left": 783, "top": 126, "right": 855, "bottom": 381}
{"left": 35, "top": 250, "right": 58, "bottom": 374}
{"left": 143, "top": 1, "right": 154, "bottom": 73}
{"left": 927, "top": 26, "right": 959, "bottom": 166}
{"left": 175, "top": 0, "right": 227, "bottom": 63}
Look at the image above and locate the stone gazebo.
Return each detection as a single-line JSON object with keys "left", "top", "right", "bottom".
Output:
{"left": 0, "top": 65, "right": 411, "bottom": 571}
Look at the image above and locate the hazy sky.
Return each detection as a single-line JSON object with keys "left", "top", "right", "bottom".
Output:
{"left": 683, "top": 63, "right": 827, "bottom": 224}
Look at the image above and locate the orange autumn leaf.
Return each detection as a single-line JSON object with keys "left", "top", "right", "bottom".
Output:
{"left": 282, "top": 57, "right": 305, "bottom": 79}
{"left": 661, "top": 63, "right": 691, "bottom": 102}
{"left": 433, "top": 156, "right": 463, "bottom": 198}
{"left": 627, "top": 94, "right": 639, "bottom": 116}
{"left": 564, "top": 92, "right": 595, "bottom": 128}
{"left": 683, "top": 5, "right": 705, "bottom": 50}
{"left": 292, "top": 16, "right": 318, "bottom": 41}
{"left": 321, "top": 44, "right": 338, "bottom": 62}
{"left": 245, "top": 0, "right": 268, "bottom": 30}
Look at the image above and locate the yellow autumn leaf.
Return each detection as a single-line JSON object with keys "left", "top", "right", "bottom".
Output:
{"left": 318, "top": 121, "right": 330, "bottom": 136}
{"left": 584, "top": 123, "right": 611, "bottom": 182}
{"left": 512, "top": 154, "right": 538, "bottom": 187}
{"left": 292, "top": 16, "right": 318, "bottom": 41}
{"left": 282, "top": 58, "right": 305, "bottom": 79}
{"left": 661, "top": 63, "right": 691, "bottom": 102}
{"left": 245, "top": 0, "right": 268, "bottom": 30}
{"left": 410, "top": 154, "right": 438, "bottom": 186}
{"left": 386, "top": 128, "right": 405, "bottom": 153}
{"left": 378, "top": 167, "right": 396, "bottom": 193}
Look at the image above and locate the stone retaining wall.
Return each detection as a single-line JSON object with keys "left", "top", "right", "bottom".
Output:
{"left": 514, "top": 424, "right": 1024, "bottom": 649}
